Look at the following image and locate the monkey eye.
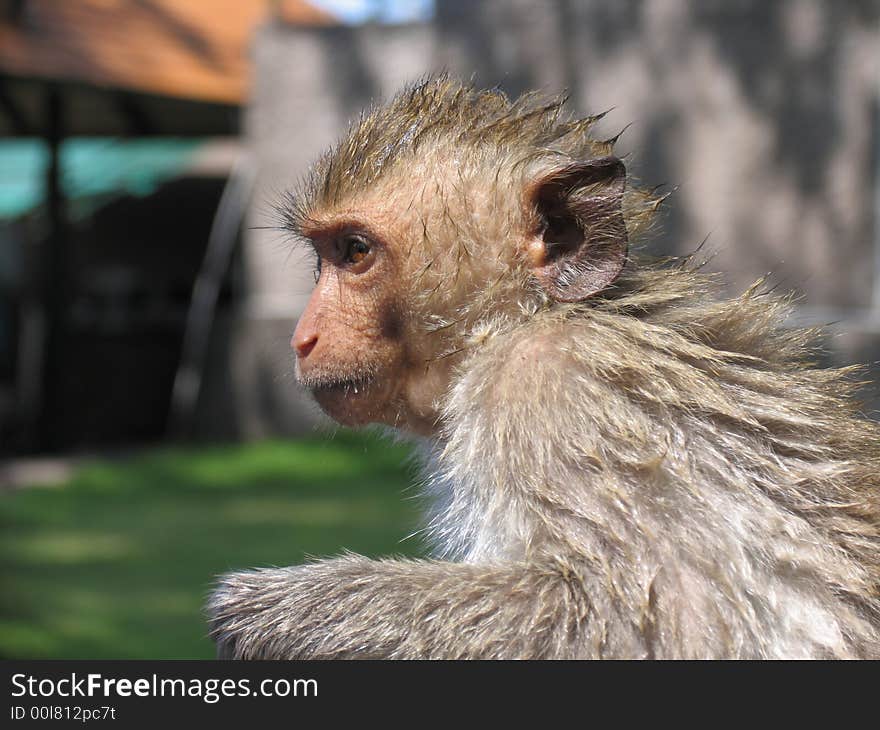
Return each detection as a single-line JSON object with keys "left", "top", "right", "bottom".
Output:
{"left": 342, "top": 234, "right": 372, "bottom": 266}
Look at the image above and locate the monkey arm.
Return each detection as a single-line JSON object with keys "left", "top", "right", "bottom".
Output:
{"left": 207, "top": 554, "right": 593, "bottom": 659}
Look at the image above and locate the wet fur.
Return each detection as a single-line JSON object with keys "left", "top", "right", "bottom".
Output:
{"left": 209, "top": 78, "right": 880, "bottom": 659}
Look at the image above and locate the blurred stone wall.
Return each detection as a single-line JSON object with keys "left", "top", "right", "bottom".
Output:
{"left": 231, "top": 0, "right": 880, "bottom": 437}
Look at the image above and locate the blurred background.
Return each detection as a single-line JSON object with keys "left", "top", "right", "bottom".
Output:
{"left": 0, "top": 0, "right": 878, "bottom": 657}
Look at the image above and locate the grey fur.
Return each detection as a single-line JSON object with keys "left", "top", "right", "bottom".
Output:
{"left": 208, "top": 79, "right": 880, "bottom": 660}
{"left": 209, "top": 280, "right": 880, "bottom": 658}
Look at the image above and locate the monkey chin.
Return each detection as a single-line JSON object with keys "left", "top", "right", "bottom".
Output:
{"left": 303, "top": 376, "right": 396, "bottom": 428}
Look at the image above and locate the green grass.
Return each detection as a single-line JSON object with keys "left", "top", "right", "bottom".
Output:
{"left": 0, "top": 432, "right": 424, "bottom": 659}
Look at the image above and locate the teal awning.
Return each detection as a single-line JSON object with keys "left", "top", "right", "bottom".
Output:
{"left": 0, "top": 139, "right": 204, "bottom": 219}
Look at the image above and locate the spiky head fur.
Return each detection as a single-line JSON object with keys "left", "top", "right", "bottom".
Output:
{"left": 281, "top": 76, "right": 660, "bottom": 360}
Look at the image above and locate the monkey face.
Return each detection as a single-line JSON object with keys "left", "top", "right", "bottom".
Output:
{"left": 289, "top": 123, "right": 629, "bottom": 438}
{"left": 292, "top": 221, "right": 421, "bottom": 430}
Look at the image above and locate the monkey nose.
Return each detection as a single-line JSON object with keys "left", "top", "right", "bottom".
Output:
{"left": 293, "top": 333, "right": 318, "bottom": 359}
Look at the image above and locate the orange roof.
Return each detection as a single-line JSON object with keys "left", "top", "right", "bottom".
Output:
{"left": 0, "top": 0, "right": 336, "bottom": 105}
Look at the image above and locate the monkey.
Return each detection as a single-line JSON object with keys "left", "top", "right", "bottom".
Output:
{"left": 207, "top": 76, "right": 880, "bottom": 659}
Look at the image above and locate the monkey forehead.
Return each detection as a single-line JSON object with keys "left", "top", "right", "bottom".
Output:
{"left": 296, "top": 189, "right": 417, "bottom": 241}
{"left": 298, "top": 175, "right": 509, "bottom": 246}
{"left": 306, "top": 158, "right": 527, "bottom": 225}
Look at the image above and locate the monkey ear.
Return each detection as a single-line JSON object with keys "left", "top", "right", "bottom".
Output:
{"left": 527, "top": 156, "right": 628, "bottom": 302}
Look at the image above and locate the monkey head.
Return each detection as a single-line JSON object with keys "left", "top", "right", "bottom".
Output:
{"left": 286, "top": 78, "right": 638, "bottom": 435}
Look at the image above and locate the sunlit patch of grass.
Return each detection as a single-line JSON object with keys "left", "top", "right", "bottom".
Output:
{"left": 9, "top": 533, "right": 138, "bottom": 564}
{"left": 0, "top": 431, "right": 424, "bottom": 659}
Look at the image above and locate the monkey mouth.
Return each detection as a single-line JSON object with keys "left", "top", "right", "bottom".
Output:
{"left": 300, "top": 374, "right": 375, "bottom": 396}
